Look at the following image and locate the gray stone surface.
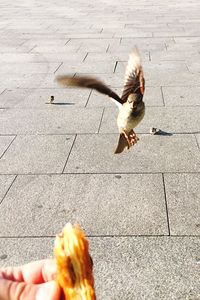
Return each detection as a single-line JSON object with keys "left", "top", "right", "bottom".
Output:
{"left": 164, "top": 173, "right": 200, "bottom": 235}
{"left": 0, "top": 63, "right": 60, "bottom": 74}
{"left": 0, "top": 107, "right": 103, "bottom": 134}
{"left": 0, "top": 88, "right": 91, "bottom": 108}
{"left": 162, "top": 87, "right": 200, "bottom": 106}
{"left": 1, "top": 0, "right": 200, "bottom": 296}
{"left": 0, "top": 174, "right": 168, "bottom": 236}
{"left": 0, "top": 175, "right": 15, "bottom": 203}
{"left": 56, "top": 61, "right": 115, "bottom": 74}
{"left": 0, "top": 237, "right": 199, "bottom": 300}
{"left": 64, "top": 134, "right": 200, "bottom": 173}
{"left": 99, "top": 106, "right": 200, "bottom": 133}
{"left": 0, "top": 135, "right": 75, "bottom": 174}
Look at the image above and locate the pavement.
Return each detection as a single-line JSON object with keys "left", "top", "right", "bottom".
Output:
{"left": 0, "top": 0, "right": 200, "bottom": 299}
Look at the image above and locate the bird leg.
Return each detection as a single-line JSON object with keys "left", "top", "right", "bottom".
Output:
{"left": 122, "top": 129, "right": 139, "bottom": 149}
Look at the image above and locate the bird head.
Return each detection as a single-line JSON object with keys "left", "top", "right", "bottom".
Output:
{"left": 127, "top": 93, "right": 143, "bottom": 110}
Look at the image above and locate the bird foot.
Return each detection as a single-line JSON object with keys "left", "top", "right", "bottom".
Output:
{"left": 122, "top": 130, "right": 139, "bottom": 149}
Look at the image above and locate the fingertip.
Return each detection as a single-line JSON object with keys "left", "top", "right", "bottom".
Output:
{"left": 36, "top": 281, "right": 61, "bottom": 300}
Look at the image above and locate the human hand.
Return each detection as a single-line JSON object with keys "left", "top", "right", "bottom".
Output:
{"left": 0, "top": 259, "right": 61, "bottom": 300}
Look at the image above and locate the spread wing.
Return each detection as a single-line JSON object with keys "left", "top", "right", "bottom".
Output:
{"left": 121, "top": 48, "right": 145, "bottom": 103}
{"left": 56, "top": 75, "right": 123, "bottom": 105}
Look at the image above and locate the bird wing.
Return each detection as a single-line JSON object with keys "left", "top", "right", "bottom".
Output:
{"left": 56, "top": 75, "right": 123, "bottom": 105}
{"left": 121, "top": 48, "right": 145, "bottom": 103}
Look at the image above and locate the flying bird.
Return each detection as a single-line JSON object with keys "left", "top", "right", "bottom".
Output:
{"left": 56, "top": 49, "right": 145, "bottom": 154}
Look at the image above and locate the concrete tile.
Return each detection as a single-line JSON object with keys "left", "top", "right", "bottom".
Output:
{"left": 0, "top": 174, "right": 167, "bottom": 236}
{"left": 31, "top": 45, "right": 80, "bottom": 53}
{"left": 0, "top": 237, "right": 199, "bottom": 300}
{"left": 100, "top": 106, "right": 200, "bottom": 134}
{"left": 0, "top": 63, "right": 60, "bottom": 74}
{"left": 162, "top": 87, "right": 200, "bottom": 106}
{"left": 0, "top": 136, "right": 15, "bottom": 158}
{"left": 0, "top": 175, "right": 15, "bottom": 202}
{"left": 146, "top": 72, "right": 200, "bottom": 87}
{"left": 151, "top": 51, "right": 200, "bottom": 62}
{"left": 40, "top": 52, "right": 86, "bottom": 62}
{"left": 0, "top": 238, "right": 53, "bottom": 266}
{"left": 87, "top": 87, "right": 163, "bottom": 107}
{"left": 0, "top": 135, "right": 75, "bottom": 174}
{"left": 0, "top": 107, "right": 103, "bottom": 134}
{"left": 56, "top": 61, "right": 115, "bottom": 74}
{"left": 68, "top": 38, "right": 119, "bottom": 52}
{"left": 114, "top": 29, "right": 153, "bottom": 38}
{"left": 92, "top": 237, "right": 200, "bottom": 300}
{"left": 188, "top": 62, "right": 200, "bottom": 73}
{"left": 86, "top": 52, "right": 131, "bottom": 62}
{"left": 0, "top": 88, "right": 91, "bottom": 108}
{"left": 164, "top": 173, "right": 200, "bottom": 235}
{"left": 64, "top": 134, "right": 200, "bottom": 173}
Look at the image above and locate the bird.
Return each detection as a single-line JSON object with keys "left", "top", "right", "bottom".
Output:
{"left": 56, "top": 48, "right": 145, "bottom": 154}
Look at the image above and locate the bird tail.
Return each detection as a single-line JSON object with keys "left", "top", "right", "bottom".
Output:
{"left": 114, "top": 134, "right": 129, "bottom": 154}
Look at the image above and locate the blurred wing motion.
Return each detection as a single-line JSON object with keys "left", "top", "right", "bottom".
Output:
{"left": 56, "top": 75, "right": 123, "bottom": 105}
{"left": 121, "top": 48, "right": 145, "bottom": 102}
{"left": 54, "top": 223, "right": 96, "bottom": 300}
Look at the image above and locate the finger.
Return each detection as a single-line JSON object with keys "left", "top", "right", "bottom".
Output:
{"left": 0, "top": 259, "right": 57, "bottom": 284}
{"left": 0, "top": 279, "right": 60, "bottom": 300}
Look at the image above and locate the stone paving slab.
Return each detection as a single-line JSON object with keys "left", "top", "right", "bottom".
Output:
{"left": 99, "top": 106, "right": 200, "bottom": 133}
{"left": 0, "top": 175, "right": 15, "bottom": 202}
{"left": 164, "top": 173, "right": 200, "bottom": 235}
{"left": 0, "top": 63, "right": 60, "bottom": 74}
{"left": 0, "top": 237, "right": 199, "bottom": 300}
{"left": 64, "top": 134, "right": 200, "bottom": 173}
{"left": 56, "top": 61, "right": 115, "bottom": 74}
{"left": 145, "top": 72, "right": 200, "bottom": 87}
{"left": 116, "top": 61, "right": 188, "bottom": 74}
{"left": 0, "top": 135, "right": 75, "bottom": 174}
{"left": 162, "top": 86, "right": 200, "bottom": 106}
{"left": 0, "top": 107, "right": 103, "bottom": 134}
{"left": 0, "top": 88, "right": 91, "bottom": 108}
{"left": 0, "top": 136, "right": 15, "bottom": 158}
{"left": 151, "top": 51, "right": 200, "bottom": 62}
{"left": 0, "top": 52, "right": 86, "bottom": 63}
{"left": 87, "top": 86, "right": 164, "bottom": 107}
{"left": 0, "top": 174, "right": 168, "bottom": 236}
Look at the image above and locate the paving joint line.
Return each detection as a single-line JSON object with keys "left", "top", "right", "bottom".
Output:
{"left": 85, "top": 89, "right": 93, "bottom": 107}
{"left": 54, "top": 62, "right": 63, "bottom": 74}
{"left": 61, "top": 134, "right": 77, "bottom": 173}
{"left": 113, "top": 61, "right": 118, "bottom": 73}
{"left": 194, "top": 134, "right": 200, "bottom": 151}
{"left": 83, "top": 52, "right": 88, "bottom": 62}
{"left": 97, "top": 107, "right": 105, "bottom": 133}
{"left": 0, "top": 135, "right": 17, "bottom": 160}
{"left": 0, "top": 234, "right": 199, "bottom": 239}
{"left": 1, "top": 171, "right": 200, "bottom": 176}
{"left": 160, "top": 86, "right": 166, "bottom": 106}
{"left": 162, "top": 173, "right": 171, "bottom": 236}
{"left": 0, "top": 175, "right": 17, "bottom": 206}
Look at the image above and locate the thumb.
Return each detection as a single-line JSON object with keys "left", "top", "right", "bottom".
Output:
{"left": 0, "top": 278, "right": 60, "bottom": 300}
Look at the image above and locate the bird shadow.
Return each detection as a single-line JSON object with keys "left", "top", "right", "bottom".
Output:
{"left": 153, "top": 129, "right": 173, "bottom": 136}
{"left": 46, "top": 102, "right": 75, "bottom": 106}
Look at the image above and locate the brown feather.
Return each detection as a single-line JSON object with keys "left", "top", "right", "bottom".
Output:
{"left": 56, "top": 75, "right": 123, "bottom": 104}
{"left": 114, "top": 134, "right": 129, "bottom": 154}
{"left": 121, "top": 48, "right": 145, "bottom": 102}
